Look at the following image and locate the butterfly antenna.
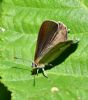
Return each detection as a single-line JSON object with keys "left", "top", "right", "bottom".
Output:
{"left": 14, "top": 57, "right": 32, "bottom": 63}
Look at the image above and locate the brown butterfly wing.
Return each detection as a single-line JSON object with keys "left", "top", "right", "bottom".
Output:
{"left": 34, "top": 20, "right": 58, "bottom": 61}
{"left": 34, "top": 20, "right": 68, "bottom": 64}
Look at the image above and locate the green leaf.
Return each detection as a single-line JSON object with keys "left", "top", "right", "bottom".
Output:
{"left": 0, "top": 0, "right": 88, "bottom": 100}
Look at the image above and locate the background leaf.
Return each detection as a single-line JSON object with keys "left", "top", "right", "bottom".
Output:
{"left": 0, "top": 0, "right": 88, "bottom": 100}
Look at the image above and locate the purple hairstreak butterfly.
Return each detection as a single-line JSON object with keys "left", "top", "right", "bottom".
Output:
{"left": 31, "top": 20, "right": 79, "bottom": 78}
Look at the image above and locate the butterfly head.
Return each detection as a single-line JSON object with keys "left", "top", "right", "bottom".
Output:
{"left": 32, "top": 62, "right": 37, "bottom": 68}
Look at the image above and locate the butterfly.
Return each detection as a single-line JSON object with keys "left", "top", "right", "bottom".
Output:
{"left": 32, "top": 20, "right": 79, "bottom": 77}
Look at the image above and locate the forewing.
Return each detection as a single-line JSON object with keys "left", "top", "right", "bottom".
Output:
{"left": 34, "top": 20, "right": 68, "bottom": 63}
{"left": 34, "top": 20, "right": 58, "bottom": 61}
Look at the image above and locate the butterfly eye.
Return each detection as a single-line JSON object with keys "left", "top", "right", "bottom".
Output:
{"left": 32, "top": 62, "right": 37, "bottom": 67}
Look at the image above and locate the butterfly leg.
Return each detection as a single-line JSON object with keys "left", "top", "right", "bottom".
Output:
{"left": 42, "top": 68, "right": 48, "bottom": 78}
{"left": 37, "top": 68, "right": 39, "bottom": 76}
